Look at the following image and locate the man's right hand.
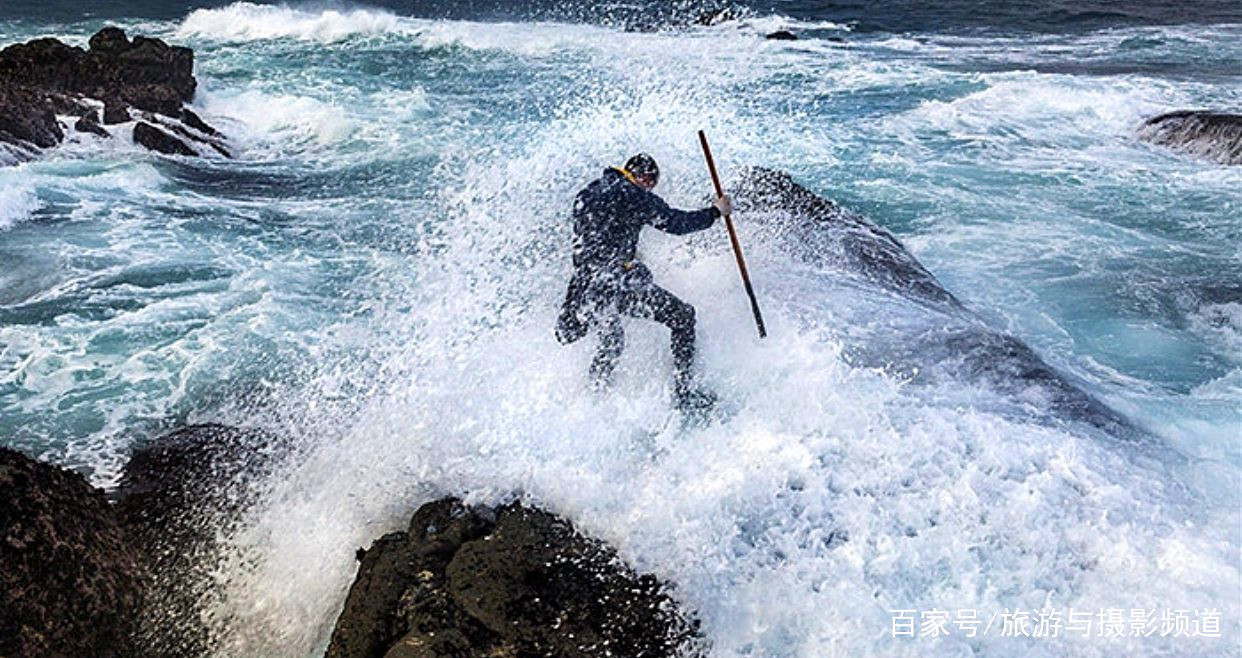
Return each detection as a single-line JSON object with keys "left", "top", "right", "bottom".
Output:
{"left": 713, "top": 194, "right": 733, "bottom": 217}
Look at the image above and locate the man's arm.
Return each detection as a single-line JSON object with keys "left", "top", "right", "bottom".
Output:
{"left": 643, "top": 192, "right": 720, "bottom": 235}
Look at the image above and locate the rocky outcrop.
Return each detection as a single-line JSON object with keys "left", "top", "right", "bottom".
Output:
{"left": 766, "top": 30, "right": 798, "bottom": 40}
{"left": 327, "top": 498, "right": 703, "bottom": 658}
{"left": 0, "top": 27, "right": 229, "bottom": 161}
{"left": 731, "top": 167, "right": 1141, "bottom": 437}
{"left": 5, "top": 426, "right": 696, "bottom": 658}
{"left": 0, "top": 448, "right": 145, "bottom": 658}
{"left": 733, "top": 166, "right": 960, "bottom": 308}
{"left": 1, "top": 425, "right": 286, "bottom": 658}
{"left": 1139, "top": 110, "right": 1242, "bottom": 165}
{"left": 116, "top": 424, "right": 287, "bottom": 657}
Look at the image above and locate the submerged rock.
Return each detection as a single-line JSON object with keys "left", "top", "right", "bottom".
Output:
{"left": 327, "top": 498, "right": 703, "bottom": 658}
{"left": 0, "top": 448, "right": 145, "bottom": 658}
{"left": 1138, "top": 110, "right": 1242, "bottom": 165}
{"left": 766, "top": 30, "right": 799, "bottom": 40}
{"left": 0, "top": 26, "right": 227, "bottom": 161}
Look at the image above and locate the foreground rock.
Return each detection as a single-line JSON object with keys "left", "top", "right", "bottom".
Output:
{"left": 0, "top": 448, "right": 144, "bottom": 658}
{"left": 328, "top": 498, "right": 703, "bottom": 658}
{"left": 1, "top": 425, "right": 285, "bottom": 658}
{"left": 116, "top": 423, "right": 287, "bottom": 657}
{"left": 1139, "top": 110, "right": 1242, "bottom": 165}
{"left": 4, "top": 429, "right": 697, "bottom": 657}
{"left": 0, "top": 26, "right": 229, "bottom": 162}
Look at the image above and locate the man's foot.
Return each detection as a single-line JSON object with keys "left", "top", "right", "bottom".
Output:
{"left": 674, "top": 385, "right": 717, "bottom": 416}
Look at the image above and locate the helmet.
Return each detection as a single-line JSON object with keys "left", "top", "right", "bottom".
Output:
{"left": 624, "top": 153, "right": 659, "bottom": 183}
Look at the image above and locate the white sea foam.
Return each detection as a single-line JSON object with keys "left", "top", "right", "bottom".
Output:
{"left": 177, "top": 2, "right": 408, "bottom": 43}
{"left": 199, "top": 88, "right": 356, "bottom": 153}
{"left": 0, "top": 176, "right": 42, "bottom": 230}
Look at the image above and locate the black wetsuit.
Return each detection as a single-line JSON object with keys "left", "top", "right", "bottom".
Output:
{"left": 556, "top": 168, "right": 719, "bottom": 396}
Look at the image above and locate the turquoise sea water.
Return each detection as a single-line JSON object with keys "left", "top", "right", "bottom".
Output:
{"left": 1, "top": 2, "right": 1239, "bottom": 656}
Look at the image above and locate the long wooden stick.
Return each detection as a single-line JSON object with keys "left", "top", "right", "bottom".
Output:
{"left": 698, "top": 130, "right": 766, "bottom": 339}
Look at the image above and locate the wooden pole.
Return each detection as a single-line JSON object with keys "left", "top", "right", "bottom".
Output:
{"left": 698, "top": 129, "right": 766, "bottom": 338}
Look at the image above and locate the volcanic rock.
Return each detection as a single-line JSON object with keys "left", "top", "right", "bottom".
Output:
{"left": 0, "top": 448, "right": 145, "bottom": 658}
{"left": 75, "top": 111, "right": 110, "bottom": 137}
{"left": 327, "top": 498, "right": 703, "bottom": 658}
{"left": 133, "top": 121, "right": 195, "bottom": 156}
{"left": 766, "top": 30, "right": 798, "bottom": 40}
{"left": 0, "top": 26, "right": 225, "bottom": 160}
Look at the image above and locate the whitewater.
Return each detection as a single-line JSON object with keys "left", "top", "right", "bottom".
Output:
{"left": 1, "top": 2, "right": 1239, "bottom": 656}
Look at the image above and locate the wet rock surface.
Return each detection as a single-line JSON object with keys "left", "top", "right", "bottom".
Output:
{"left": 115, "top": 423, "right": 287, "bottom": 657}
{"left": 0, "top": 448, "right": 145, "bottom": 658}
{"left": 1139, "top": 110, "right": 1242, "bottom": 165}
{"left": 1, "top": 424, "right": 287, "bottom": 658}
{"left": 0, "top": 26, "right": 228, "bottom": 161}
{"left": 327, "top": 498, "right": 703, "bottom": 658}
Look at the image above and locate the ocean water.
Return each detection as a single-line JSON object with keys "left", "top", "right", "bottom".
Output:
{"left": 1, "top": 1, "right": 1239, "bottom": 656}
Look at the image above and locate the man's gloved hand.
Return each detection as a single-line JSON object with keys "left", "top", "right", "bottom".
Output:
{"left": 713, "top": 193, "right": 733, "bottom": 217}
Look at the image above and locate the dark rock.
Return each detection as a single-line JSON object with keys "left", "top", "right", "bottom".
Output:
{"left": 75, "top": 111, "right": 110, "bottom": 137}
{"left": 731, "top": 166, "right": 1143, "bottom": 438}
{"left": 161, "top": 118, "right": 233, "bottom": 157}
{"left": 1139, "top": 110, "right": 1242, "bottom": 165}
{"left": 327, "top": 498, "right": 702, "bottom": 658}
{"left": 123, "top": 82, "right": 185, "bottom": 116}
{"left": 0, "top": 85, "right": 63, "bottom": 148}
{"left": 133, "top": 121, "right": 195, "bottom": 156}
{"left": 0, "top": 448, "right": 145, "bottom": 658}
{"left": 116, "top": 424, "right": 287, "bottom": 658}
{"left": 766, "top": 30, "right": 798, "bottom": 40}
{"left": 695, "top": 7, "right": 739, "bottom": 26}
{"left": 180, "top": 107, "right": 219, "bottom": 136}
{"left": 102, "top": 97, "right": 130, "bottom": 124}
{"left": 88, "top": 26, "right": 130, "bottom": 54}
{"left": 733, "top": 166, "right": 960, "bottom": 308}
{"left": 0, "top": 27, "right": 218, "bottom": 159}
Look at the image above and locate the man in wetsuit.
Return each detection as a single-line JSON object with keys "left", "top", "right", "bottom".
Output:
{"left": 555, "top": 153, "right": 732, "bottom": 411}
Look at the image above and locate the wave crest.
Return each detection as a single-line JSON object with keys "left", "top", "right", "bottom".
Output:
{"left": 177, "top": 2, "right": 409, "bottom": 43}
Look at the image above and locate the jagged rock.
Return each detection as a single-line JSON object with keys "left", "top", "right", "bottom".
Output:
{"left": 327, "top": 498, "right": 702, "bottom": 658}
{"left": 133, "top": 121, "right": 195, "bottom": 156}
{"left": 0, "top": 27, "right": 225, "bottom": 159}
{"left": 88, "top": 26, "right": 130, "bottom": 54}
{"left": 75, "top": 111, "right": 110, "bottom": 137}
{"left": 116, "top": 424, "right": 286, "bottom": 658}
{"left": 180, "top": 107, "right": 218, "bottom": 136}
{"left": 766, "top": 30, "right": 798, "bottom": 40}
{"left": 0, "top": 448, "right": 145, "bottom": 658}
{"left": 0, "top": 85, "right": 62, "bottom": 149}
{"left": 1139, "top": 110, "right": 1242, "bottom": 165}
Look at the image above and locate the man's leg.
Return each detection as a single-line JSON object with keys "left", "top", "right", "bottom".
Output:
{"left": 617, "top": 283, "right": 698, "bottom": 397}
{"left": 590, "top": 312, "right": 624, "bottom": 391}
